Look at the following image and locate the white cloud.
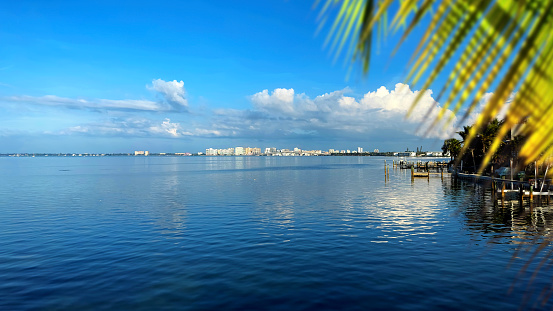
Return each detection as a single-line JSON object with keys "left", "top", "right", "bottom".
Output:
{"left": 244, "top": 83, "right": 458, "bottom": 139}
{"left": 5, "top": 95, "right": 164, "bottom": 111}
{"left": 45, "top": 83, "right": 474, "bottom": 144}
{"left": 4, "top": 79, "right": 189, "bottom": 113}
{"left": 62, "top": 117, "right": 186, "bottom": 137}
{"left": 147, "top": 79, "right": 188, "bottom": 111}
{"left": 251, "top": 88, "right": 297, "bottom": 115}
{"left": 149, "top": 118, "right": 189, "bottom": 137}
{"left": 463, "top": 92, "right": 513, "bottom": 127}
{"left": 61, "top": 117, "right": 229, "bottom": 138}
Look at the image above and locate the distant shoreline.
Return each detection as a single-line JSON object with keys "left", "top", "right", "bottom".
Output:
{"left": 0, "top": 153, "right": 451, "bottom": 158}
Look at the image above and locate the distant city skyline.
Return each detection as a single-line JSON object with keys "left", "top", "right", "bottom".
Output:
{"left": 0, "top": 143, "right": 445, "bottom": 157}
{"left": 0, "top": 1, "right": 484, "bottom": 153}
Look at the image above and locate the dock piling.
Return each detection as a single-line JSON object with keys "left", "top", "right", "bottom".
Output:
{"left": 519, "top": 185, "right": 524, "bottom": 207}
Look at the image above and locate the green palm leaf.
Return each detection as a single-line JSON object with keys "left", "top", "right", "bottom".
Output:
{"left": 319, "top": 0, "right": 553, "bottom": 170}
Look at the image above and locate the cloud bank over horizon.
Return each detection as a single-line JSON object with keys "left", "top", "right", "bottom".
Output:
{"left": 0, "top": 81, "right": 477, "bottom": 151}
{"left": 245, "top": 83, "right": 458, "bottom": 140}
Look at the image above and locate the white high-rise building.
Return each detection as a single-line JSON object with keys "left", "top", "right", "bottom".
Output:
{"left": 265, "top": 147, "right": 277, "bottom": 154}
{"left": 206, "top": 148, "right": 217, "bottom": 156}
{"left": 235, "top": 147, "right": 244, "bottom": 155}
{"left": 357, "top": 147, "right": 363, "bottom": 153}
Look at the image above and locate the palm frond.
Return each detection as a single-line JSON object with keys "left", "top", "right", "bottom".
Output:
{"left": 318, "top": 0, "right": 553, "bottom": 168}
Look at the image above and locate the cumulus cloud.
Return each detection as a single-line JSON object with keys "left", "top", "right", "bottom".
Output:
{"left": 251, "top": 88, "right": 299, "bottom": 115}
{"left": 149, "top": 118, "right": 187, "bottom": 137}
{"left": 242, "top": 83, "right": 458, "bottom": 140}
{"left": 3, "top": 79, "right": 189, "bottom": 112}
{"left": 147, "top": 79, "right": 188, "bottom": 111}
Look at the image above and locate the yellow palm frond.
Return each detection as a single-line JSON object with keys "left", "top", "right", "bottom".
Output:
{"left": 318, "top": 0, "right": 553, "bottom": 168}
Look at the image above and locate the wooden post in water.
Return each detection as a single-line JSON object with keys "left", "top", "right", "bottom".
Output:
{"left": 540, "top": 164, "right": 549, "bottom": 205}
{"left": 491, "top": 180, "right": 496, "bottom": 202}
{"left": 411, "top": 166, "right": 414, "bottom": 182}
{"left": 502, "top": 182, "right": 505, "bottom": 200}
{"left": 510, "top": 159, "right": 513, "bottom": 190}
{"left": 519, "top": 184, "right": 524, "bottom": 207}
{"left": 535, "top": 161, "right": 538, "bottom": 188}
{"left": 530, "top": 185, "right": 533, "bottom": 203}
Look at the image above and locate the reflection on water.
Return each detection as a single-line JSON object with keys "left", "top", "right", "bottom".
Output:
{"left": 447, "top": 177, "right": 553, "bottom": 243}
{"left": 444, "top": 174, "right": 553, "bottom": 309}
{"left": 1, "top": 156, "right": 553, "bottom": 310}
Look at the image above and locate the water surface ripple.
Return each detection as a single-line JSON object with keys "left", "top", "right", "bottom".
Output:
{"left": 1, "top": 156, "right": 552, "bottom": 310}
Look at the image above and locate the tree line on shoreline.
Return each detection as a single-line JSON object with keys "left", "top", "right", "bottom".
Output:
{"left": 441, "top": 119, "right": 527, "bottom": 176}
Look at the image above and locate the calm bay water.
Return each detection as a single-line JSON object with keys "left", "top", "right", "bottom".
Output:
{"left": 1, "top": 156, "right": 553, "bottom": 310}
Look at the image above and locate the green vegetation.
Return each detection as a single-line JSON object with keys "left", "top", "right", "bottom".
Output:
{"left": 319, "top": 0, "right": 553, "bottom": 170}
{"left": 441, "top": 138, "right": 461, "bottom": 161}
{"left": 441, "top": 118, "right": 531, "bottom": 176}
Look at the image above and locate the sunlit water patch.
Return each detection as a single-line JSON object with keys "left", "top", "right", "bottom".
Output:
{"left": 1, "top": 156, "right": 553, "bottom": 310}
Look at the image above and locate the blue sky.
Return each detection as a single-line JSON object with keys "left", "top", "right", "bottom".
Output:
{"left": 0, "top": 0, "right": 465, "bottom": 153}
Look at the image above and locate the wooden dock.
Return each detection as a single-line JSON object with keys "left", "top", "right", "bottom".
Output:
{"left": 455, "top": 171, "right": 553, "bottom": 205}
{"left": 394, "top": 160, "right": 449, "bottom": 172}
{"left": 384, "top": 160, "right": 449, "bottom": 180}
{"left": 413, "top": 172, "right": 429, "bottom": 177}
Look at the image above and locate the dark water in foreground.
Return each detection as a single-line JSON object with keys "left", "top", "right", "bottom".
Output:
{"left": 2, "top": 156, "right": 553, "bottom": 310}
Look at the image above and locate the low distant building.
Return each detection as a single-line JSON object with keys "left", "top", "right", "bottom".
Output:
{"left": 134, "top": 151, "right": 149, "bottom": 156}
{"left": 397, "top": 152, "right": 416, "bottom": 157}
{"left": 426, "top": 151, "right": 444, "bottom": 157}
